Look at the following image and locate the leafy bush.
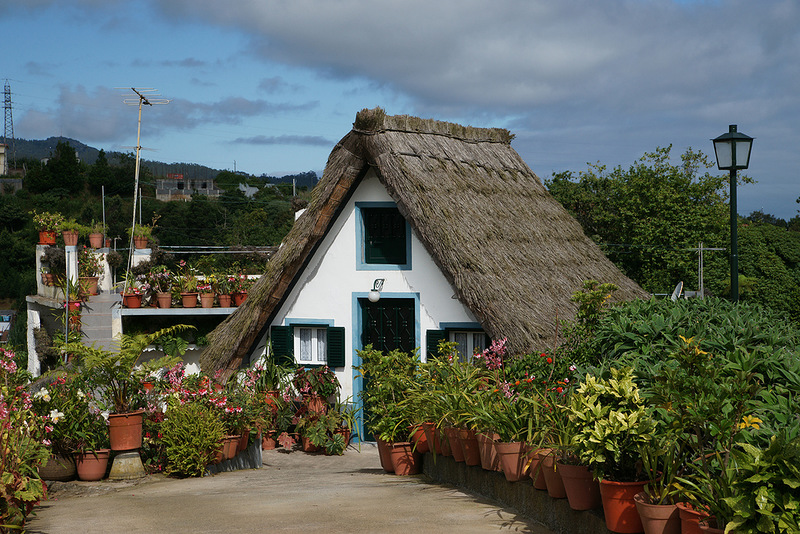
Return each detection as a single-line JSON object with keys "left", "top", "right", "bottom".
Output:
{"left": 161, "top": 402, "right": 224, "bottom": 477}
{"left": 725, "top": 433, "right": 800, "bottom": 534}
{"left": 1, "top": 348, "right": 49, "bottom": 530}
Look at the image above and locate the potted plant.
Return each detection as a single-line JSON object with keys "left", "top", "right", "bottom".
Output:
{"left": 61, "top": 325, "right": 193, "bottom": 451}
{"left": 148, "top": 265, "right": 173, "bottom": 308}
{"left": 30, "top": 210, "right": 64, "bottom": 245}
{"left": 85, "top": 220, "right": 105, "bottom": 249}
{"left": 175, "top": 260, "right": 198, "bottom": 307}
{"left": 231, "top": 273, "right": 252, "bottom": 306}
{"left": 71, "top": 407, "right": 112, "bottom": 481}
{"left": 127, "top": 220, "right": 155, "bottom": 249}
{"left": 569, "top": 367, "right": 656, "bottom": 534}
{"left": 292, "top": 365, "right": 341, "bottom": 412}
{"left": 78, "top": 246, "right": 103, "bottom": 296}
{"left": 60, "top": 219, "right": 81, "bottom": 246}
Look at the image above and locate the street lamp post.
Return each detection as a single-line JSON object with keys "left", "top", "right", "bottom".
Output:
{"left": 712, "top": 124, "right": 753, "bottom": 302}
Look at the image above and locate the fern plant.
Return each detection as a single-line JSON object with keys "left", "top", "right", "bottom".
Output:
{"left": 161, "top": 402, "right": 224, "bottom": 477}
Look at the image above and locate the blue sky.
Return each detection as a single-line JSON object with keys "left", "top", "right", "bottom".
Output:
{"left": 3, "top": 0, "right": 799, "bottom": 218}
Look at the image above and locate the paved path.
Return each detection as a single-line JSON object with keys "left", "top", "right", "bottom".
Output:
{"left": 27, "top": 444, "right": 555, "bottom": 533}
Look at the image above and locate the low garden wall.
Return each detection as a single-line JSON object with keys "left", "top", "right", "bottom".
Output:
{"left": 205, "top": 434, "right": 263, "bottom": 476}
{"left": 423, "top": 453, "right": 608, "bottom": 534}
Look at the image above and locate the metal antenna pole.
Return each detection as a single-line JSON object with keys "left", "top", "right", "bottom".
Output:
{"left": 119, "top": 88, "right": 170, "bottom": 297}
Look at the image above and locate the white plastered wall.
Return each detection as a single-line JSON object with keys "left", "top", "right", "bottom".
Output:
{"left": 250, "top": 170, "right": 479, "bottom": 401}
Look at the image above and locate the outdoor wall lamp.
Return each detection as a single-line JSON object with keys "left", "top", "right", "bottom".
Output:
{"left": 712, "top": 124, "right": 754, "bottom": 302}
{"left": 368, "top": 278, "right": 385, "bottom": 303}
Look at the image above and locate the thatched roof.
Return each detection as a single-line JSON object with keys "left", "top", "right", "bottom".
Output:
{"left": 201, "top": 108, "right": 647, "bottom": 375}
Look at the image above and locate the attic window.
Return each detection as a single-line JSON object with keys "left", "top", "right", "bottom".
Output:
{"left": 362, "top": 207, "right": 408, "bottom": 265}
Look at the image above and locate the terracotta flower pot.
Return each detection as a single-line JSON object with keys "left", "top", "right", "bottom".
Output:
{"left": 676, "top": 502, "right": 709, "bottom": 534}
{"left": 376, "top": 438, "right": 395, "bottom": 473}
{"left": 634, "top": 492, "right": 680, "bottom": 534}
{"left": 301, "top": 436, "right": 319, "bottom": 453}
{"left": 495, "top": 441, "right": 526, "bottom": 482}
{"left": 262, "top": 431, "right": 277, "bottom": 450}
{"left": 233, "top": 291, "right": 248, "bottom": 306}
{"left": 410, "top": 424, "right": 429, "bottom": 453}
{"left": 476, "top": 432, "right": 500, "bottom": 471}
{"left": 218, "top": 293, "right": 233, "bottom": 307}
{"left": 434, "top": 427, "right": 452, "bottom": 456}
{"left": 199, "top": 292, "right": 215, "bottom": 308}
{"left": 422, "top": 422, "right": 441, "bottom": 455}
{"left": 88, "top": 232, "right": 103, "bottom": 249}
{"left": 557, "top": 462, "right": 602, "bottom": 510}
{"left": 457, "top": 428, "right": 481, "bottom": 466}
{"left": 211, "top": 441, "right": 225, "bottom": 464}
{"left": 80, "top": 276, "right": 99, "bottom": 296}
{"left": 390, "top": 442, "right": 421, "bottom": 476}
{"left": 157, "top": 292, "right": 172, "bottom": 308}
{"left": 74, "top": 449, "right": 111, "bottom": 481}
{"left": 599, "top": 478, "right": 648, "bottom": 533}
{"left": 539, "top": 451, "right": 566, "bottom": 498}
{"left": 224, "top": 435, "right": 239, "bottom": 459}
{"left": 237, "top": 430, "right": 249, "bottom": 452}
{"left": 304, "top": 394, "right": 327, "bottom": 415}
{"left": 62, "top": 230, "right": 79, "bottom": 246}
{"left": 180, "top": 292, "right": 198, "bottom": 308}
{"left": 528, "top": 448, "right": 547, "bottom": 489}
{"left": 133, "top": 236, "right": 148, "bottom": 249}
{"left": 123, "top": 294, "right": 142, "bottom": 308}
{"left": 108, "top": 410, "right": 144, "bottom": 451}
{"left": 444, "top": 427, "right": 465, "bottom": 462}
{"left": 38, "top": 230, "right": 56, "bottom": 245}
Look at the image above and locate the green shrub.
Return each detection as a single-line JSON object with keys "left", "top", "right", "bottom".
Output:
{"left": 161, "top": 403, "right": 224, "bottom": 477}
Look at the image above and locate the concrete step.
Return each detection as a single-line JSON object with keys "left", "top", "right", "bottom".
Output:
{"left": 79, "top": 292, "right": 121, "bottom": 351}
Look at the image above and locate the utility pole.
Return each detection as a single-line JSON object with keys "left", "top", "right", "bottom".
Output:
{"left": 119, "top": 88, "right": 170, "bottom": 295}
{"left": 3, "top": 80, "right": 15, "bottom": 173}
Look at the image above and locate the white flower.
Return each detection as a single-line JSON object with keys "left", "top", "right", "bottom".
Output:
{"left": 77, "top": 389, "right": 85, "bottom": 400}
{"left": 49, "top": 409, "right": 65, "bottom": 423}
{"left": 184, "top": 363, "right": 201, "bottom": 376}
{"left": 100, "top": 411, "right": 110, "bottom": 421}
{"left": 35, "top": 388, "right": 51, "bottom": 402}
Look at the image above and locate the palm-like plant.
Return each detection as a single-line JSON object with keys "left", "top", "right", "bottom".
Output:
{"left": 62, "top": 325, "right": 194, "bottom": 413}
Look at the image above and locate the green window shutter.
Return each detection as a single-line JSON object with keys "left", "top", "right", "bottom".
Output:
{"left": 270, "top": 325, "right": 293, "bottom": 366}
{"left": 326, "top": 326, "right": 345, "bottom": 368}
{"left": 426, "top": 329, "right": 447, "bottom": 360}
{"left": 364, "top": 207, "right": 407, "bottom": 264}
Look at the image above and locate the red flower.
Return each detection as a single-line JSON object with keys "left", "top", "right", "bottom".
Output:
{"left": 546, "top": 357, "right": 553, "bottom": 364}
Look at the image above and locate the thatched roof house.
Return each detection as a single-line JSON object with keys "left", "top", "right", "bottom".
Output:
{"left": 201, "top": 108, "right": 645, "bottom": 378}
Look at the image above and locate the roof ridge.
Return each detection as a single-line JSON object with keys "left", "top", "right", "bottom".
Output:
{"left": 354, "top": 107, "right": 514, "bottom": 144}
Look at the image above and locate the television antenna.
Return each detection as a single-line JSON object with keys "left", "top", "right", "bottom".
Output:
{"left": 118, "top": 87, "right": 170, "bottom": 295}
{"left": 670, "top": 281, "right": 684, "bottom": 301}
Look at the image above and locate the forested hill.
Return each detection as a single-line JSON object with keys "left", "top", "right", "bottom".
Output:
{"left": 9, "top": 137, "right": 319, "bottom": 186}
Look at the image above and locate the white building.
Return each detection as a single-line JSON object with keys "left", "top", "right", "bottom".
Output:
{"left": 200, "top": 108, "right": 645, "bottom": 434}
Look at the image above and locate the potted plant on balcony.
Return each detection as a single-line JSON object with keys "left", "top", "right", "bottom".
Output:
{"left": 216, "top": 274, "right": 234, "bottom": 307}
{"left": 85, "top": 220, "right": 105, "bottom": 249}
{"left": 60, "top": 219, "right": 81, "bottom": 246}
{"left": 231, "top": 273, "right": 252, "bottom": 306}
{"left": 30, "top": 210, "right": 64, "bottom": 245}
{"left": 197, "top": 277, "right": 215, "bottom": 308}
{"left": 127, "top": 216, "right": 158, "bottom": 249}
{"left": 78, "top": 246, "right": 103, "bottom": 296}
{"left": 148, "top": 265, "right": 173, "bottom": 308}
{"left": 62, "top": 325, "right": 193, "bottom": 452}
{"left": 175, "top": 260, "right": 198, "bottom": 308}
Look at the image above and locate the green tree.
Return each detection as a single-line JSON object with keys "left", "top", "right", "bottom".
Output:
{"left": 546, "top": 146, "right": 732, "bottom": 294}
